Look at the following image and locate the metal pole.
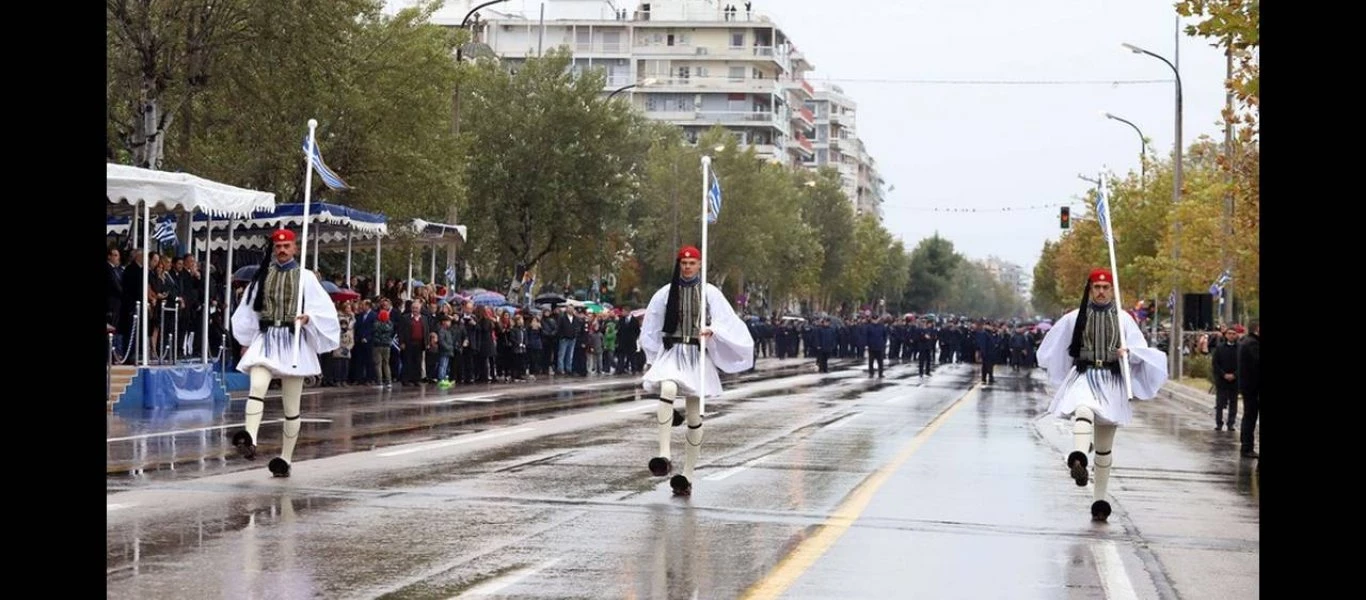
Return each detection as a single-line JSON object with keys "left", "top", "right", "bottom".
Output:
{"left": 1221, "top": 41, "right": 1235, "bottom": 325}
{"left": 202, "top": 214, "right": 211, "bottom": 364}
{"left": 225, "top": 217, "right": 234, "bottom": 338}
{"left": 108, "top": 332, "right": 114, "bottom": 403}
{"left": 1174, "top": 22, "right": 1184, "bottom": 379}
{"left": 430, "top": 244, "right": 437, "bottom": 291}
{"left": 142, "top": 201, "right": 150, "bottom": 367}
{"left": 376, "top": 236, "right": 382, "bottom": 299}
{"left": 346, "top": 229, "right": 353, "bottom": 288}
{"left": 1124, "top": 39, "right": 1183, "bottom": 378}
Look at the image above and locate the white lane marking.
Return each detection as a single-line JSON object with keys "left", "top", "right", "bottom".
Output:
{"left": 105, "top": 418, "right": 333, "bottom": 443}
{"left": 828, "top": 415, "right": 859, "bottom": 429}
{"left": 107, "top": 503, "right": 135, "bottom": 512}
{"left": 1092, "top": 540, "right": 1139, "bottom": 600}
{"left": 378, "top": 428, "right": 536, "bottom": 457}
{"left": 423, "top": 394, "right": 501, "bottom": 404}
{"left": 703, "top": 455, "right": 771, "bottom": 481}
{"left": 616, "top": 402, "right": 657, "bottom": 413}
{"left": 456, "top": 557, "right": 563, "bottom": 597}
{"left": 884, "top": 395, "right": 906, "bottom": 404}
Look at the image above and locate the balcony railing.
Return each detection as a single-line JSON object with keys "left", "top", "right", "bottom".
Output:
{"left": 643, "top": 76, "right": 779, "bottom": 94}
{"left": 798, "top": 107, "right": 816, "bottom": 125}
{"left": 645, "top": 110, "right": 784, "bottom": 129}
{"left": 792, "top": 134, "right": 814, "bottom": 154}
{"left": 634, "top": 44, "right": 778, "bottom": 61}
{"left": 574, "top": 41, "right": 629, "bottom": 54}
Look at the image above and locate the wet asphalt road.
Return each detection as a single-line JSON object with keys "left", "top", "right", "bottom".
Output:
{"left": 106, "top": 360, "right": 1258, "bottom": 599}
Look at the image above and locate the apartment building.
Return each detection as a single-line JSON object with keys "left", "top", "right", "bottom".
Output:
{"left": 807, "top": 83, "right": 886, "bottom": 218}
{"left": 432, "top": 1, "right": 876, "bottom": 203}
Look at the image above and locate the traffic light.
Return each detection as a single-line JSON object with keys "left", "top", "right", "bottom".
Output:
{"left": 1060, "top": 206, "right": 1071, "bottom": 229}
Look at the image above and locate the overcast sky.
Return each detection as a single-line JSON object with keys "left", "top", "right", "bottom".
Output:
{"left": 388, "top": 0, "right": 1232, "bottom": 273}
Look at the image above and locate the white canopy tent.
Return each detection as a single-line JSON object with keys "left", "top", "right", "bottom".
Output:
{"left": 407, "top": 218, "right": 468, "bottom": 300}
{"left": 107, "top": 163, "right": 276, "bottom": 367}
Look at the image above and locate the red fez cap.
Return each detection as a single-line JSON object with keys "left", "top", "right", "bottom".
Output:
{"left": 378, "top": 309, "right": 390, "bottom": 323}
{"left": 1088, "top": 268, "right": 1112, "bottom": 284}
{"left": 1233, "top": 324, "right": 1246, "bottom": 334}
{"left": 678, "top": 246, "right": 701, "bottom": 260}
{"left": 272, "top": 229, "right": 297, "bottom": 243}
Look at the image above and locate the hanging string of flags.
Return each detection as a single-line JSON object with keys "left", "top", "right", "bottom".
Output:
{"left": 901, "top": 202, "right": 1072, "bottom": 212}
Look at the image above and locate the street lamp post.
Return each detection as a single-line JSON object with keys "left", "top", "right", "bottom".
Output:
{"left": 1102, "top": 112, "right": 1149, "bottom": 190}
{"left": 1123, "top": 41, "right": 1183, "bottom": 378}
{"left": 457, "top": 0, "right": 510, "bottom": 62}
{"left": 607, "top": 77, "right": 658, "bottom": 101}
{"left": 449, "top": 0, "right": 510, "bottom": 286}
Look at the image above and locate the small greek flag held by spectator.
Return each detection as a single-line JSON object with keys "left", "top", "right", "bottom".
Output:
{"left": 1167, "top": 291, "right": 1176, "bottom": 309}
{"left": 302, "top": 136, "right": 350, "bottom": 191}
{"left": 445, "top": 265, "right": 457, "bottom": 285}
{"left": 153, "top": 214, "right": 178, "bottom": 246}
{"left": 706, "top": 169, "right": 722, "bottom": 224}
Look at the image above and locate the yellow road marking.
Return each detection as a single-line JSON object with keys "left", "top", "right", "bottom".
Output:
{"left": 739, "top": 384, "right": 980, "bottom": 600}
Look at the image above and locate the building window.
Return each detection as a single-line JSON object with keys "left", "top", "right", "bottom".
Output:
{"left": 730, "top": 31, "right": 745, "bottom": 48}
{"left": 729, "top": 66, "right": 745, "bottom": 82}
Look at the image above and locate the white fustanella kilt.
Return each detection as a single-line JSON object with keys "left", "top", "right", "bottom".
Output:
{"left": 642, "top": 343, "right": 724, "bottom": 399}
{"left": 237, "top": 325, "right": 322, "bottom": 378}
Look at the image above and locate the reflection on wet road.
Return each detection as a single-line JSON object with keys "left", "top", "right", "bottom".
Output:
{"left": 108, "top": 361, "right": 1257, "bottom": 598}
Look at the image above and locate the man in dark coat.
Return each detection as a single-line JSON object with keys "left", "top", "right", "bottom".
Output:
{"left": 866, "top": 315, "right": 889, "bottom": 378}
{"left": 974, "top": 321, "right": 997, "bottom": 384}
{"left": 1210, "top": 325, "right": 1242, "bottom": 431}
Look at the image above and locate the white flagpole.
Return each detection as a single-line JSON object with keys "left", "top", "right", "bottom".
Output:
{"left": 1099, "top": 174, "right": 1134, "bottom": 400}
{"left": 292, "top": 119, "right": 318, "bottom": 368}
{"left": 699, "top": 155, "right": 711, "bottom": 414}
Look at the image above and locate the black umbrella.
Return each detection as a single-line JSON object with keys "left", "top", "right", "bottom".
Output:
{"left": 535, "top": 293, "right": 567, "bottom": 305}
{"left": 233, "top": 265, "right": 259, "bottom": 283}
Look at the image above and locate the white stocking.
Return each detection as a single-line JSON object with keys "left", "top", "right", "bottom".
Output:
{"left": 279, "top": 377, "right": 304, "bottom": 463}
{"left": 657, "top": 381, "right": 677, "bottom": 458}
{"left": 683, "top": 396, "right": 703, "bottom": 480}
{"left": 245, "top": 367, "right": 272, "bottom": 442}
{"left": 1072, "top": 406, "right": 1095, "bottom": 455}
{"left": 1093, "top": 424, "right": 1116, "bottom": 501}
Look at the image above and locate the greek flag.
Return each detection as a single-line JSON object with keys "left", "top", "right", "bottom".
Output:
{"left": 302, "top": 136, "right": 350, "bottom": 191}
{"left": 706, "top": 170, "right": 722, "bottom": 224}
{"left": 1095, "top": 185, "right": 1113, "bottom": 243}
{"left": 445, "top": 265, "right": 457, "bottom": 285}
{"left": 153, "top": 214, "right": 178, "bottom": 246}
{"left": 1167, "top": 291, "right": 1176, "bottom": 309}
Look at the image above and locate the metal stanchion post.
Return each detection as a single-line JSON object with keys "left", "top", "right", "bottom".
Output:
{"left": 132, "top": 301, "right": 142, "bottom": 365}
{"left": 107, "top": 332, "right": 114, "bottom": 403}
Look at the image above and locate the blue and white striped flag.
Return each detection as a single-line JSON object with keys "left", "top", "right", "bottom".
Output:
{"left": 1095, "top": 184, "right": 1113, "bottom": 243}
{"left": 706, "top": 169, "right": 722, "bottom": 224}
{"left": 302, "top": 136, "right": 350, "bottom": 191}
{"left": 153, "top": 214, "right": 178, "bottom": 246}
{"left": 1167, "top": 291, "right": 1176, "bottom": 309}
{"left": 445, "top": 265, "right": 457, "bottom": 285}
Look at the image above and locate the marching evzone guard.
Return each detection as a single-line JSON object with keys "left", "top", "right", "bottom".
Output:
{"left": 1036, "top": 268, "right": 1167, "bottom": 521}
{"left": 231, "top": 229, "right": 340, "bottom": 477}
{"left": 640, "top": 245, "right": 754, "bottom": 496}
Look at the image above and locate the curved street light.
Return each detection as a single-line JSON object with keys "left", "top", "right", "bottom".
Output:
{"left": 1123, "top": 41, "right": 1184, "bottom": 377}
{"left": 607, "top": 78, "right": 658, "bottom": 100}
{"left": 456, "top": 0, "right": 511, "bottom": 61}
{"left": 1101, "top": 111, "right": 1149, "bottom": 188}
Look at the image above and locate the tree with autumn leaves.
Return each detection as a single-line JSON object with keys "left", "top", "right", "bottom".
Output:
{"left": 1032, "top": 1, "right": 1258, "bottom": 321}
